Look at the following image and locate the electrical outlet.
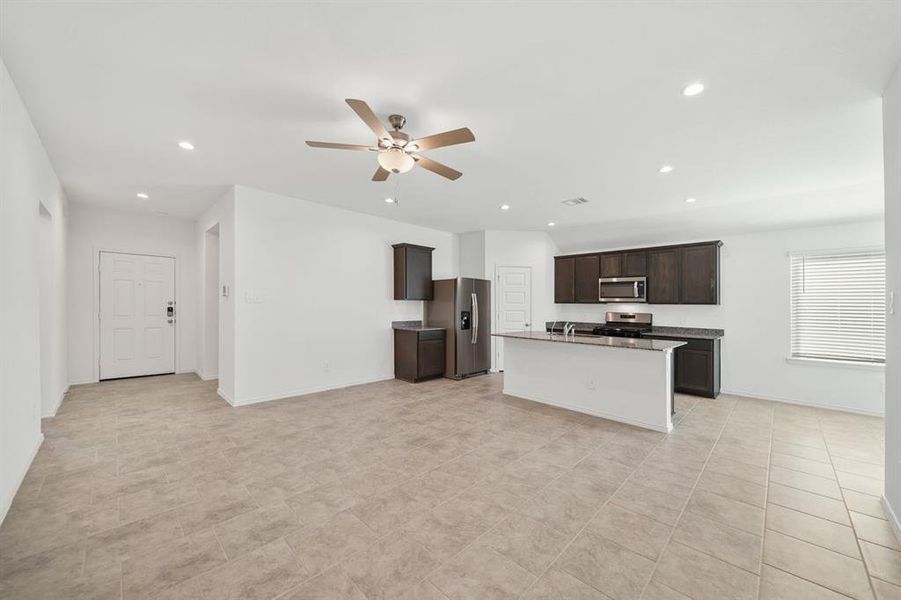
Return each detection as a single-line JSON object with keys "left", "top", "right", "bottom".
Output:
{"left": 586, "top": 378, "right": 597, "bottom": 391}
{"left": 323, "top": 361, "right": 330, "bottom": 373}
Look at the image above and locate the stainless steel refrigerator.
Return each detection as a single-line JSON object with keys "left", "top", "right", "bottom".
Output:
{"left": 425, "top": 277, "right": 491, "bottom": 379}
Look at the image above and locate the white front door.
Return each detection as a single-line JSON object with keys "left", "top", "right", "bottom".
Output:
{"left": 495, "top": 266, "right": 532, "bottom": 371}
{"left": 99, "top": 252, "right": 176, "bottom": 380}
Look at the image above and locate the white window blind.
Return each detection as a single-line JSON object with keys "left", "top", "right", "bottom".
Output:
{"left": 790, "top": 250, "right": 885, "bottom": 364}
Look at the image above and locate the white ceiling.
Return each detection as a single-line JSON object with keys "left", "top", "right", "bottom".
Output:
{"left": 2, "top": 1, "right": 899, "bottom": 238}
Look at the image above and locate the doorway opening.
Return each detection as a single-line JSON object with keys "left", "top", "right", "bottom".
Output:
{"left": 202, "top": 224, "right": 220, "bottom": 380}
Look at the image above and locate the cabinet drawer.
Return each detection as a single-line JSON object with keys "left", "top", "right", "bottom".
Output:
{"left": 418, "top": 329, "right": 445, "bottom": 342}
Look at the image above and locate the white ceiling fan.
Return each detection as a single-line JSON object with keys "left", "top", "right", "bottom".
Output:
{"left": 306, "top": 99, "right": 475, "bottom": 181}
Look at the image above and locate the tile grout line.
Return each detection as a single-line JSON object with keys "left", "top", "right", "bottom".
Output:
{"left": 514, "top": 399, "right": 730, "bottom": 599}
{"left": 632, "top": 399, "right": 743, "bottom": 600}
{"left": 757, "top": 393, "right": 778, "bottom": 600}
{"left": 820, "top": 412, "right": 882, "bottom": 599}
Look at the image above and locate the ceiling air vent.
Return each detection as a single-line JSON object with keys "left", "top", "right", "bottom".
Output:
{"left": 562, "top": 197, "right": 589, "bottom": 206}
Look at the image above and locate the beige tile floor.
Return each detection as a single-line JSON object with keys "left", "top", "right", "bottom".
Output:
{"left": 0, "top": 372, "right": 897, "bottom": 599}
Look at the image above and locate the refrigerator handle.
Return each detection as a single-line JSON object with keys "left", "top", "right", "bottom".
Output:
{"left": 471, "top": 292, "right": 478, "bottom": 344}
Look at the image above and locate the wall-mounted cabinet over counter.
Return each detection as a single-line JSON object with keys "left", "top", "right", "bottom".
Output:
{"left": 555, "top": 240, "right": 722, "bottom": 305}
{"left": 393, "top": 243, "right": 434, "bottom": 300}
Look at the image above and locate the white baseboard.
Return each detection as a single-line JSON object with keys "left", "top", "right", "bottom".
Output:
{"left": 883, "top": 496, "right": 901, "bottom": 544}
{"left": 217, "top": 387, "right": 235, "bottom": 406}
{"left": 41, "top": 385, "right": 69, "bottom": 418}
{"left": 720, "top": 388, "right": 884, "bottom": 417}
{"left": 0, "top": 433, "right": 44, "bottom": 527}
{"left": 223, "top": 375, "right": 395, "bottom": 408}
{"left": 502, "top": 388, "right": 672, "bottom": 433}
{"left": 68, "top": 377, "right": 97, "bottom": 386}
{"left": 195, "top": 371, "right": 218, "bottom": 381}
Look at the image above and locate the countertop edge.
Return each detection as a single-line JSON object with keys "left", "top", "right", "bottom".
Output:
{"left": 493, "top": 331, "right": 685, "bottom": 352}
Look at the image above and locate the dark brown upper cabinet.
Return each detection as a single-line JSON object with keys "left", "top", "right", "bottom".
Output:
{"left": 622, "top": 251, "right": 647, "bottom": 277}
{"left": 647, "top": 248, "right": 680, "bottom": 304}
{"left": 554, "top": 256, "right": 576, "bottom": 303}
{"left": 599, "top": 253, "right": 622, "bottom": 278}
{"left": 393, "top": 243, "right": 434, "bottom": 300}
{"left": 680, "top": 243, "right": 720, "bottom": 304}
{"left": 554, "top": 241, "right": 721, "bottom": 305}
{"left": 575, "top": 255, "right": 600, "bottom": 302}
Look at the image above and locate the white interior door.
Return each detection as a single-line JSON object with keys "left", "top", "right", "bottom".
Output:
{"left": 495, "top": 266, "right": 532, "bottom": 371}
{"left": 99, "top": 252, "right": 176, "bottom": 379}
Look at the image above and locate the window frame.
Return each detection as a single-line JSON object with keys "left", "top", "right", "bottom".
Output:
{"left": 788, "top": 246, "right": 886, "bottom": 367}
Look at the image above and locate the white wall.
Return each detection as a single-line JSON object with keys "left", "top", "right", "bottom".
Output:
{"left": 66, "top": 204, "right": 197, "bottom": 384}
{"left": 38, "top": 201, "right": 67, "bottom": 416}
{"left": 459, "top": 231, "right": 486, "bottom": 278}
{"left": 558, "top": 221, "right": 886, "bottom": 415}
{"left": 0, "top": 58, "right": 67, "bottom": 524}
{"left": 201, "top": 226, "right": 220, "bottom": 379}
{"left": 883, "top": 61, "right": 901, "bottom": 533}
{"left": 227, "top": 185, "right": 457, "bottom": 405}
{"left": 196, "top": 188, "right": 235, "bottom": 401}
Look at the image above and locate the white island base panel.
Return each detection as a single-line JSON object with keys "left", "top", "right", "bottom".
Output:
{"left": 501, "top": 336, "right": 675, "bottom": 432}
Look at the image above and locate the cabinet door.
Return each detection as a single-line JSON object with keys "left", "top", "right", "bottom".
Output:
{"left": 680, "top": 244, "right": 719, "bottom": 304}
{"left": 622, "top": 251, "right": 647, "bottom": 277}
{"left": 554, "top": 257, "right": 575, "bottom": 303}
{"left": 418, "top": 337, "right": 446, "bottom": 379}
{"left": 575, "top": 255, "right": 600, "bottom": 303}
{"left": 405, "top": 247, "right": 433, "bottom": 300}
{"left": 600, "top": 253, "right": 622, "bottom": 278}
{"left": 675, "top": 348, "right": 713, "bottom": 395}
{"left": 647, "top": 249, "right": 680, "bottom": 304}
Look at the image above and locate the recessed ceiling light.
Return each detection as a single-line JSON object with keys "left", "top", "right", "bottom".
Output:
{"left": 384, "top": 197, "right": 396, "bottom": 204}
{"left": 659, "top": 165, "right": 673, "bottom": 173}
{"left": 136, "top": 192, "right": 149, "bottom": 199}
{"left": 500, "top": 204, "right": 510, "bottom": 211}
{"left": 178, "top": 140, "right": 195, "bottom": 150}
{"left": 154, "top": 210, "right": 169, "bottom": 216}
{"left": 547, "top": 222, "right": 555, "bottom": 227}
{"left": 685, "top": 197, "right": 697, "bottom": 203}
{"left": 682, "top": 82, "right": 705, "bottom": 97}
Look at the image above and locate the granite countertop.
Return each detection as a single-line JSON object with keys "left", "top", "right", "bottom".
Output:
{"left": 494, "top": 330, "right": 685, "bottom": 352}
{"left": 544, "top": 321, "right": 724, "bottom": 340}
{"left": 646, "top": 326, "right": 724, "bottom": 340}
{"left": 391, "top": 320, "right": 446, "bottom": 332}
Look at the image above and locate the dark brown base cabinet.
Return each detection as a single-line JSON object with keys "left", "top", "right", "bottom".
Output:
{"left": 646, "top": 336, "right": 721, "bottom": 398}
{"left": 394, "top": 329, "right": 446, "bottom": 383}
{"left": 554, "top": 241, "right": 722, "bottom": 305}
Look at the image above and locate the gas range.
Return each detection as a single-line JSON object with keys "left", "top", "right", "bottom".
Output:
{"left": 591, "top": 312, "right": 652, "bottom": 338}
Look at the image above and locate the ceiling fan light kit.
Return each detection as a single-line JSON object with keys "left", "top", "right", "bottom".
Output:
{"left": 306, "top": 99, "right": 475, "bottom": 181}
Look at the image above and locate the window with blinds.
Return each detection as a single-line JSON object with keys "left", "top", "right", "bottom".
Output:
{"left": 790, "top": 250, "right": 886, "bottom": 364}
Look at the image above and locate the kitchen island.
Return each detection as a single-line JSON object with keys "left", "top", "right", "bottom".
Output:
{"left": 493, "top": 331, "right": 685, "bottom": 432}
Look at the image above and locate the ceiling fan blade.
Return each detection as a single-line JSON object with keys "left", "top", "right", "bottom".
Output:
{"left": 409, "top": 127, "right": 475, "bottom": 152}
{"left": 411, "top": 155, "right": 462, "bottom": 180}
{"left": 372, "top": 166, "right": 390, "bottom": 181}
{"left": 345, "top": 99, "right": 393, "bottom": 142}
{"left": 306, "top": 141, "right": 378, "bottom": 151}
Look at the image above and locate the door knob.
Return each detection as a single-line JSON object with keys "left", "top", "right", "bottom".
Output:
{"left": 167, "top": 319, "right": 173, "bottom": 324}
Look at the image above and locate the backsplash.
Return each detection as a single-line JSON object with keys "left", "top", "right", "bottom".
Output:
{"left": 556, "top": 303, "right": 725, "bottom": 329}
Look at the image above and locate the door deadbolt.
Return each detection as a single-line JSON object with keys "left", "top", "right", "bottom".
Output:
{"left": 167, "top": 306, "right": 175, "bottom": 317}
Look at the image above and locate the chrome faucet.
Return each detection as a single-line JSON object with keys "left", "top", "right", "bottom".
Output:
{"left": 550, "top": 320, "right": 558, "bottom": 336}
{"left": 564, "top": 322, "right": 575, "bottom": 337}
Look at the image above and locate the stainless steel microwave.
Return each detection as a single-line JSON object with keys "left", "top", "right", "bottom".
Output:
{"left": 598, "top": 276, "right": 647, "bottom": 303}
